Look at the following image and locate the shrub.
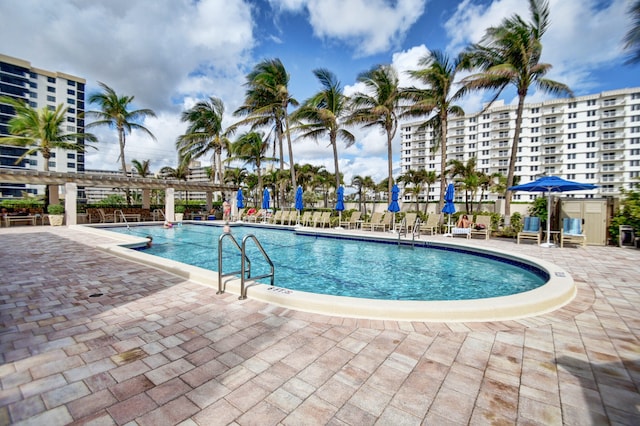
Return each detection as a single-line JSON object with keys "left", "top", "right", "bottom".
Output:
{"left": 47, "top": 204, "right": 64, "bottom": 215}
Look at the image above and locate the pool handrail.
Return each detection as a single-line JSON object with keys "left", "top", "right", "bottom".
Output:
{"left": 240, "top": 234, "right": 274, "bottom": 300}
{"left": 217, "top": 233, "right": 251, "bottom": 295}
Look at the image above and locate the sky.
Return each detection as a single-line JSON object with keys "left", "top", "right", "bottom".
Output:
{"left": 1, "top": 0, "right": 637, "bottom": 186}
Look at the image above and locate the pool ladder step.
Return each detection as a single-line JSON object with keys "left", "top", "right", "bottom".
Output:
{"left": 217, "top": 233, "right": 274, "bottom": 300}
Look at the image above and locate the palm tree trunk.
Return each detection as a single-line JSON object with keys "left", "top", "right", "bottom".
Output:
{"left": 386, "top": 130, "right": 393, "bottom": 203}
{"left": 439, "top": 115, "right": 448, "bottom": 213}
{"left": 505, "top": 93, "right": 526, "bottom": 216}
{"left": 331, "top": 133, "right": 340, "bottom": 190}
{"left": 118, "top": 126, "right": 131, "bottom": 205}
{"left": 284, "top": 114, "right": 296, "bottom": 191}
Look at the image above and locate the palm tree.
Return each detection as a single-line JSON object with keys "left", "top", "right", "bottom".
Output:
{"left": 347, "top": 64, "right": 408, "bottom": 203}
{"left": 405, "top": 50, "right": 466, "bottom": 213}
{"left": 159, "top": 156, "right": 191, "bottom": 201}
{"left": 224, "top": 167, "right": 248, "bottom": 187}
{"left": 227, "top": 131, "right": 273, "bottom": 198}
{"left": 131, "top": 159, "right": 151, "bottom": 177}
{"left": 421, "top": 170, "right": 438, "bottom": 214}
{"left": 398, "top": 169, "right": 427, "bottom": 212}
{"left": 462, "top": 0, "right": 572, "bottom": 215}
{"left": 624, "top": 0, "right": 640, "bottom": 64}
{"left": 448, "top": 157, "right": 479, "bottom": 213}
{"left": 293, "top": 68, "right": 355, "bottom": 191}
{"left": 86, "top": 82, "right": 156, "bottom": 204}
{"left": 351, "top": 175, "right": 367, "bottom": 212}
{"left": 176, "top": 97, "right": 230, "bottom": 191}
{"left": 234, "top": 59, "right": 298, "bottom": 206}
{"left": 0, "top": 96, "right": 97, "bottom": 205}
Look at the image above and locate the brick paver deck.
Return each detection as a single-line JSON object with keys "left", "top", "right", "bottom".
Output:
{"left": 0, "top": 226, "right": 638, "bottom": 425}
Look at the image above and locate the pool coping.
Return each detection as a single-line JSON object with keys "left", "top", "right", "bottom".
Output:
{"left": 73, "top": 223, "right": 577, "bottom": 322}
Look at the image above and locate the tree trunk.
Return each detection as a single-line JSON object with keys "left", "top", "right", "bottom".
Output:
{"left": 505, "top": 93, "right": 526, "bottom": 216}
{"left": 439, "top": 114, "right": 448, "bottom": 213}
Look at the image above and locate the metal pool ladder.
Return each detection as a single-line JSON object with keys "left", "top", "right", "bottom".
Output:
{"left": 397, "top": 217, "right": 421, "bottom": 247}
{"left": 114, "top": 209, "right": 130, "bottom": 229}
{"left": 217, "top": 233, "right": 274, "bottom": 300}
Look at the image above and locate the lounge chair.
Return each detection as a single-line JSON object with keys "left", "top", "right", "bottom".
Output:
{"left": 339, "top": 211, "right": 361, "bottom": 229}
{"left": 471, "top": 215, "right": 491, "bottom": 240}
{"left": 234, "top": 208, "right": 245, "bottom": 222}
{"left": 97, "top": 208, "right": 115, "bottom": 223}
{"left": 451, "top": 216, "right": 472, "bottom": 239}
{"left": 419, "top": 214, "right": 441, "bottom": 235}
{"left": 361, "top": 212, "right": 383, "bottom": 231}
{"left": 315, "top": 211, "right": 331, "bottom": 228}
{"left": 308, "top": 211, "right": 322, "bottom": 227}
{"left": 394, "top": 212, "right": 417, "bottom": 234}
{"left": 281, "top": 210, "right": 294, "bottom": 225}
{"left": 561, "top": 217, "right": 587, "bottom": 248}
{"left": 517, "top": 216, "right": 542, "bottom": 245}
{"left": 299, "top": 211, "right": 312, "bottom": 226}
{"left": 269, "top": 210, "right": 283, "bottom": 224}
{"left": 373, "top": 212, "right": 393, "bottom": 232}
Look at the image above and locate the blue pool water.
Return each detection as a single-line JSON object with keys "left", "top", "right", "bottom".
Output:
{"left": 110, "top": 224, "right": 548, "bottom": 301}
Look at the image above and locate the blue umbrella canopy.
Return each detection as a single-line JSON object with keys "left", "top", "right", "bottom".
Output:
{"left": 262, "top": 188, "right": 270, "bottom": 210}
{"left": 509, "top": 176, "right": 597, "bottom": 247}
{"left": 295, "top": 186, "right": 304, "bottom": 211}
{"left": 388, "top": 184, "right": 400, "bottom": 213}
{"left": 442, "top": 183, "right": 456, "bottom": 215}
{"left": 236, "top": 188, "right": 245, "bottom": 209}
{"left": 508, "top": 175, "right": 597, "bottom": 193}
{"left": 335, "top": 186, "right": 345, "bottom": 212}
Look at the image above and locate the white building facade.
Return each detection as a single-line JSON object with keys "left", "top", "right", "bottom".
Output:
{"left": 400, "top": 87, "right": 640, "bottom": 204}
{"left": 0, "top": 53, "right": 86, "bottom": 198}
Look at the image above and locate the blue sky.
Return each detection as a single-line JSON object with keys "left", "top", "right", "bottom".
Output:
{"left": 0, "top": 0, "right": 637, "bottom": 185}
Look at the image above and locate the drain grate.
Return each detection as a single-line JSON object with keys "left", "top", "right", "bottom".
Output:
{"left": 88, "top": 293, "right": 104, "bottom": 298}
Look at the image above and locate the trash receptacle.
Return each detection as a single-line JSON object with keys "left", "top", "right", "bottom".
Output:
{"left": 619, "top": 225, "right": 635, "bottom": 247}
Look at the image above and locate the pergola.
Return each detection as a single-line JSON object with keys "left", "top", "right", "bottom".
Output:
{"left": 0, "top": 169, "right": 238, "bottom": 225}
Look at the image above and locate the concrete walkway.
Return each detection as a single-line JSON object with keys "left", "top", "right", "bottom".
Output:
{"left": 0, "top": 226, "right": 638, "bottom": 425}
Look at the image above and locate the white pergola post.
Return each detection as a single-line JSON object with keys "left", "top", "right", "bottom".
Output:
{"left": 165, "top": 188, "right": 175, "bottom": 221}
{"left": 64, "top": 182, "right": 77, "bottom": 226}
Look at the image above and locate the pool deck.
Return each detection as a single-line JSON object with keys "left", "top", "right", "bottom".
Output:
{"left": 0, "top": 225, "right": 639, "bottom": 425}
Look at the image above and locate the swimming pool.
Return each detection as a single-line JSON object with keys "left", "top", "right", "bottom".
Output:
{"left": 109, "top": 223, "right": 547, "bottom": 302}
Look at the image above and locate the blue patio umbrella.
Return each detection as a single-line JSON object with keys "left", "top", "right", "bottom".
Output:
{"left": 335, "top": 186, "right": 345, "bottom": 227}
{"left": 509, "top": 175, "right": 597, "bottom": 247}
{"left": 388, "top": 184, "right": 400, "bottom": 231}
{"left": 295, "top": 186, "right": 304, "bottom": 224}
{"left": 236, "top": 188, "right": 244, "bottom": 209}
{"left": 262, "top": 188, "right": 270, "bottom": 210}
{"left": 442, "top": 183, "right": 456, "bottom": 235}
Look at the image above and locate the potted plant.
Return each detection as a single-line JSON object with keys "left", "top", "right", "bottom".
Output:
{"left": 47, "top": 203, "right": 65, "bottom": 226}
{"left": 174, "top": 205, "right": 185, "bottom": 222}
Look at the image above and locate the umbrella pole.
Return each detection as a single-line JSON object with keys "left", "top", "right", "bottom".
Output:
{"left": 541, "top": 190, "right": 554, "bottom": 247}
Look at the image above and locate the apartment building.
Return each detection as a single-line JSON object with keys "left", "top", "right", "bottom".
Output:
{"left": 400, "top": 87, "right": 640, "bottom": 204}
{"left": 0, "top": 53, "right": 86, "bottom": 198}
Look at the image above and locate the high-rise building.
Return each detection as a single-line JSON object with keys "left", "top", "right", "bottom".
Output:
{"left": 400, "top": 87, "right": 640, "bottom": 204}
{"left": 0, "top": 53, "right": 86, "bottom": 198}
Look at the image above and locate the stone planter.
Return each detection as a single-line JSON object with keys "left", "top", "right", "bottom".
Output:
{"left": 49, "top": 214, "right": 64, "bottom": 226}
{"left": 175, "top": 213, "right": 184, "bottom": 222}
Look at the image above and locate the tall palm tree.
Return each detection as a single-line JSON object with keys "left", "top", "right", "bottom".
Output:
{"left": 176, "top": 96, "right": 230, "bottom": 190}
{"left": 86, "top": 82, "right": 156, "bottom": 204}
{"left": 462, "top": 0, "right": 572, "bottom": 215}
{"left": 0, "top": 96, "right": 97, "bottom": 205}
{"left": 293, "top": 68, "right": 355, "bottom": 190}
{"left": 234, "top": 59, "right": 298, "bottom": 205}
{"left": 421, "top": 170, "right": 438, "bottom": 214}
{"left": 624, "top": 0, "right": 640, "bottom": 64}
{"left": 351, "top": 175, "right": 367, "bottom": 212}
{"left": 347, "top": 65, "right": 408, "bottom": 203}
{"left": 405, "top": 50, "right": 466, "bottom": 213}
{"left": 224, "top": 167, "right": 248, "bottom": 187}
{"left": 227, "top": 131, "right": 273, "bottom": 198}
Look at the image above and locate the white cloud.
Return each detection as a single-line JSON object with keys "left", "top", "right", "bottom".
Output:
{"left": 444, "top": 0, "right": 630, "bottom": 97}
{"left": 273, "top": 0, "right": 428, "bottom": 56}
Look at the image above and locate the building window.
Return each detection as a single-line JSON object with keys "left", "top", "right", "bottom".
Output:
{"left": 632, "top": 104, "right": 640, "bottom": 111}
{"left": 567, "top": 143, "right": 576, "bottom": 149}
{"left": 586, "top": 99, "right": 596, "bottom": 106}
{"left": 67, "top": 162, "right": 76, "bottom": 169}
{"left": 67, "top": 98, "right": 75, "bottom": 105}
{"left": 47, "top": 76, "right": 55, "bottom": 83}
{"left": 568, "top": 123, "right": 576, "bottom": 129}
{"left": 567, "top": 164, "right": 576, "bottom": 169}
{"left": 603, "top": 98, "right": 616, "bottom": 106}
{"left": 587, "top": 131, "right": 596, "bottom": 137}
{"left": 568, "top": 112, "right": 577, "bottom": 118}
{"left": 568, "top": 102, "right": 577, "bottom": 108}
{"left": 586, "top": 152, "right": 596, "bottom": 158}
{"left": 568, "top": 133, "right": 576, "bottom": 139}
{"left": 47, "top": 95, "right": 55, "bottom": 102}
{"left": 587, "top": 121, "right": 596, "bottom": 127}
{"left": 586, "top": 141, "right": 596, "bottom": 148}
{"left": 531, "top": 107, "right": 540, "bottom": 114}
{"left": 587, "top": 110, "right": 596, "bottom": 117}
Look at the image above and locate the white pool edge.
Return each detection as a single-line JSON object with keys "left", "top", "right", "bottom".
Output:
{"left": 74, "top": 224, "right": 577, "bottom": 323}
